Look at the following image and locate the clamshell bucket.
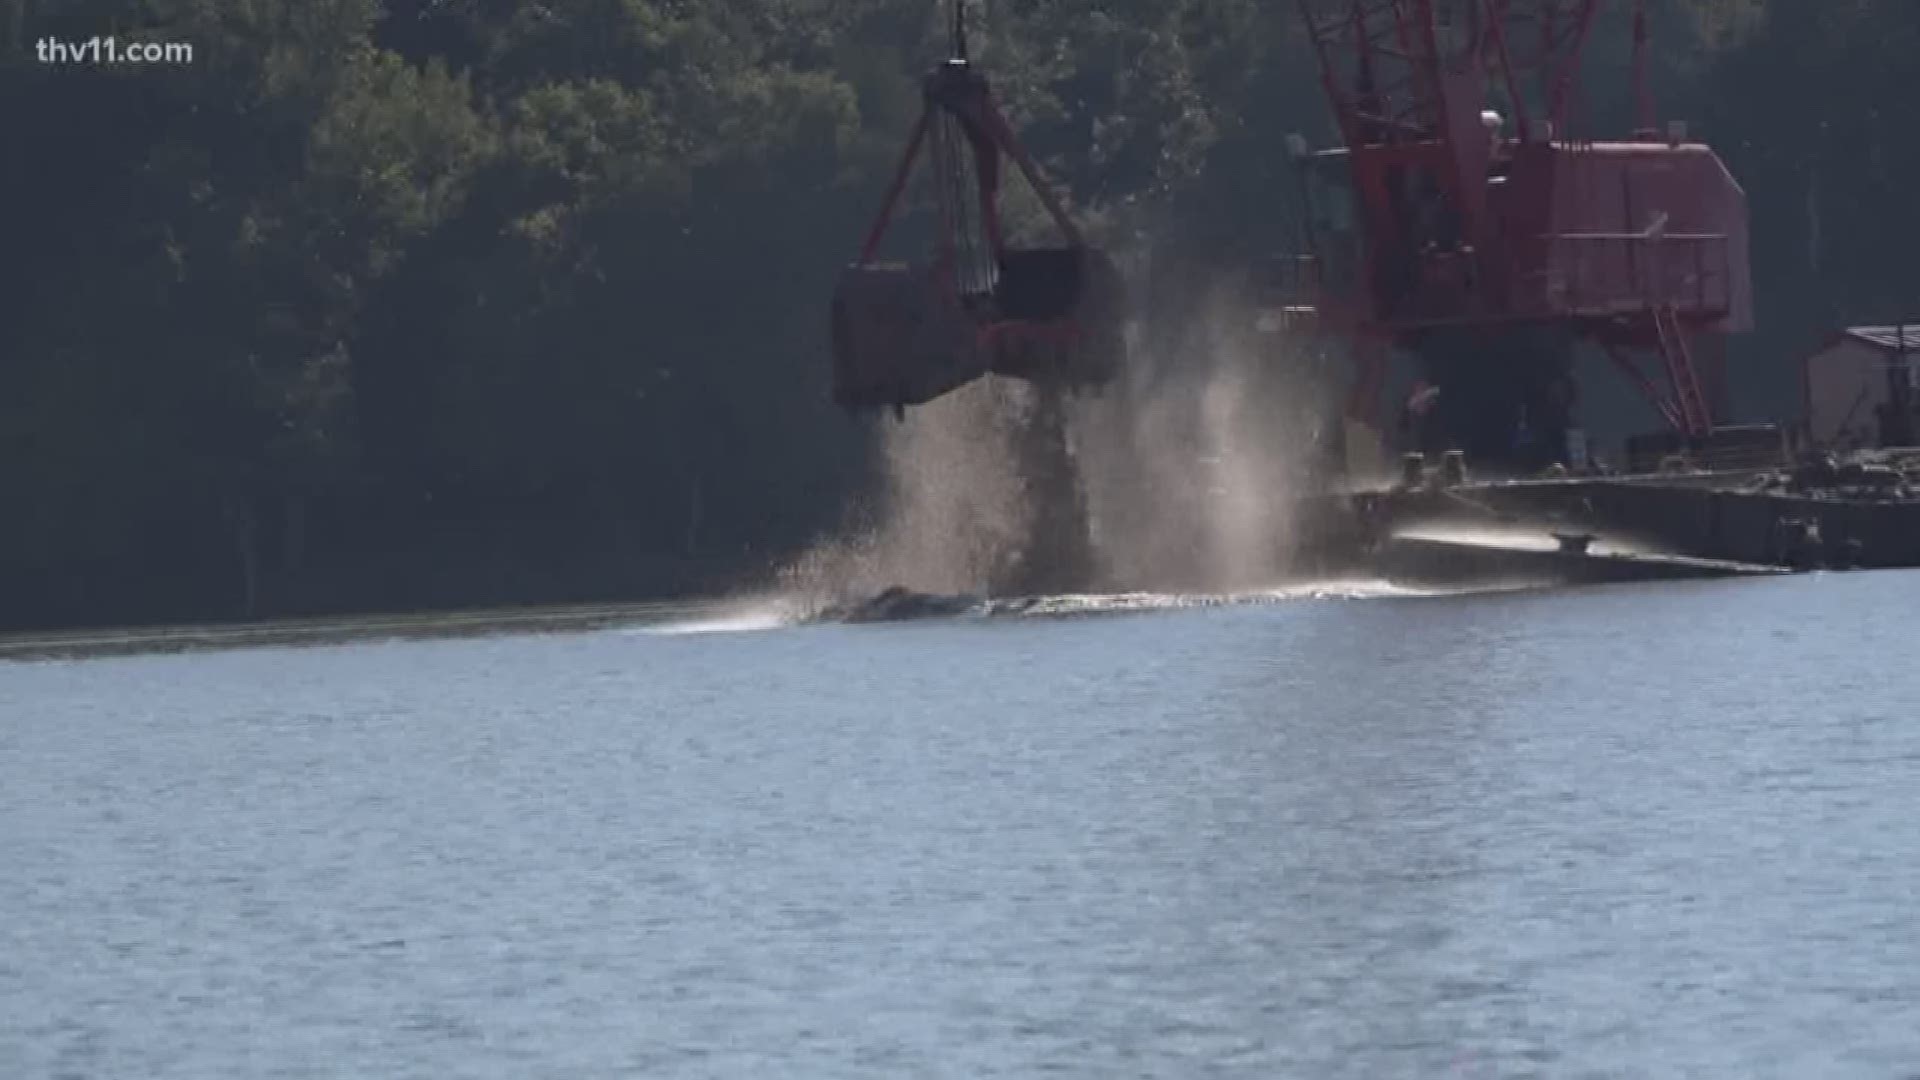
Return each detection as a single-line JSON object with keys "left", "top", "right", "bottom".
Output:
{"left": 988, "top": 246, "right": 1126, "bottom": 385}
{"left": 831, "top": 247, "right": 1127, "bottom": 410}
{"left": 830, "top": 29, "right": 1127, "bottom": 414}
{"left": 831, "top": 264, "right": 987, "bottom": 411}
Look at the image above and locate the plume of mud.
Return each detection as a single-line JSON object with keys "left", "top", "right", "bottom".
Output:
{"left": 778, "top": 377, "right": 1097, "bottom": 611}
{"left": 1072, "top": 279, "right": 1333, "bottom": 593}
{"left": 782, "top": 269, "right": 1339, "bottom": 608}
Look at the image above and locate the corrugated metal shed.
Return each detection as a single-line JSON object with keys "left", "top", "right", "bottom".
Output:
{"left": 1806, "top": 331, "right": 1920, "bottom": 448}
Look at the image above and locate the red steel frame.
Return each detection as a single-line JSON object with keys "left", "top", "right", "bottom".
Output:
{"left": 1294, "top": 0, "right": 1722, "bottom": 440}
{"left": 851, "top": 34, "right": 1093, "bottom": 359}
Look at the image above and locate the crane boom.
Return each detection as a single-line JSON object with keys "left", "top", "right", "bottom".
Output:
{"left": 1287, "top": 0, "right": 1753, "bottom": 468}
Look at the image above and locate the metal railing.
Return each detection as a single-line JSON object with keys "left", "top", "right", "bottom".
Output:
{"left": 1531, "top": 232, "right": 1733, "bottom": 319}
{"left": 1245, "top": 234, "right": 1734, "bottom": 330}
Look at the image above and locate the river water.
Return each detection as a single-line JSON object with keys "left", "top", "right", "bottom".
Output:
{"left": 3, "top": 572, "right": 1917, "bottom": 1078}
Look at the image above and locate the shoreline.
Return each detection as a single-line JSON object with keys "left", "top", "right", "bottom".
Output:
{"left": 0, "top": 598, "right": 745, "bottom": 663}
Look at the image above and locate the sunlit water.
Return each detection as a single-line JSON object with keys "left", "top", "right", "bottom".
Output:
{"left": 4, "top": 573, "right": 1918, "bottom": 1078}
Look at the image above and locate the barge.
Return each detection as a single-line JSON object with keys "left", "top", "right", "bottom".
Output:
{"left": 1299, "top": 444, "right": 1920, "bottom": 588}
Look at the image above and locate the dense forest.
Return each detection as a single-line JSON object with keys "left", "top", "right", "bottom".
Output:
{"left": 2, "top": 0, "right": 1917, "bottom": 631}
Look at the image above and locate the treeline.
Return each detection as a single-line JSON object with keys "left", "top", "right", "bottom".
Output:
{"left": 0, "top": 0, "right": 1914, "bottom": 630}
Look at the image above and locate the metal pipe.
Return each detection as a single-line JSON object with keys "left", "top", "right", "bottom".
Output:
{"left": 1480, "top": 2, "right": 1534, "bottom": 145}
{"left": 1545, "top": 0, "right": 1601, "bottom": 137}
{"left": 1632, "top": 0, "right": 1655, "bottom": 135}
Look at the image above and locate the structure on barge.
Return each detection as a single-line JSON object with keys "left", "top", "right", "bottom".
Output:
{"left": 1257, "top": 1, "right": 1920, "bottom": 583}
{"left": 822, "top": 2, "right": 1914, "bottom": 592}
{"left": 1269, "top": 0, "right": 1751, "bottom": 476}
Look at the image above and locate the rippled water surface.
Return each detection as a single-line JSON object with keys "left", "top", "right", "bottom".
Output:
{"left": 4, "top": 573, "right": 1919, "bottom": 1078}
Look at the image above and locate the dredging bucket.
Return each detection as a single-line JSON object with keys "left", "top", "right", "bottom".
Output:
{"left": 830, "top": 246, "right": 1127, "bottom": 412}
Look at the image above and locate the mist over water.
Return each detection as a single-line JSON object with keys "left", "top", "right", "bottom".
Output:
{"left": 780, "top": 379, "right": 1038, "bottom": 605}
{"left": 784, "top": 286, "right": 1334, "bottom": 608}
{"left": 1074, "top": 295, "right": 1318, "bottom": 593}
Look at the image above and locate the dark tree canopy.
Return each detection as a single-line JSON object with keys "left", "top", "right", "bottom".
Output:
{"left": 0, "top": 0, "right": 1913, "bottom": 630}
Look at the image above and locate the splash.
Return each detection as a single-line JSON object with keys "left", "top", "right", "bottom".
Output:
{"left": 778, "top": 377, "right": 1095, "bottom": 610}
{"left": 1070, "top": 274, "right": 1336, "bottom": 593}
{"left": 982, "top": 580, "right": 1438, "bottom": 618}
{"left": 802, "top": 578, "right": 1457, "bottom": 627}
{"left": 638, "top": 597, "right": 804, "bottom": 636}
{"left": 780, "top": 261, "right": 1345, "bottom": 607}
{"left": 1391, "top": 523, "right": 1651, "bottom": 558}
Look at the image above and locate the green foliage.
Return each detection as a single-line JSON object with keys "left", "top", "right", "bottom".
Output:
{"left": 0, "top": 0, "right": 1913, "bottom": 628}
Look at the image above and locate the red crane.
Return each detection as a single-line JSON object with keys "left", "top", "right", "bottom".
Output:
{"left": 1284, "top": 0, "right": 1753, "bottom": 470}
{"left": 830, "top": 3, "right": 1126, "bottom": 415}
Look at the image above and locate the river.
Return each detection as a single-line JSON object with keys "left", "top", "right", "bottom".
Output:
{"left": 3, "top": 572, "right": 1917, "bottom": 1078}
